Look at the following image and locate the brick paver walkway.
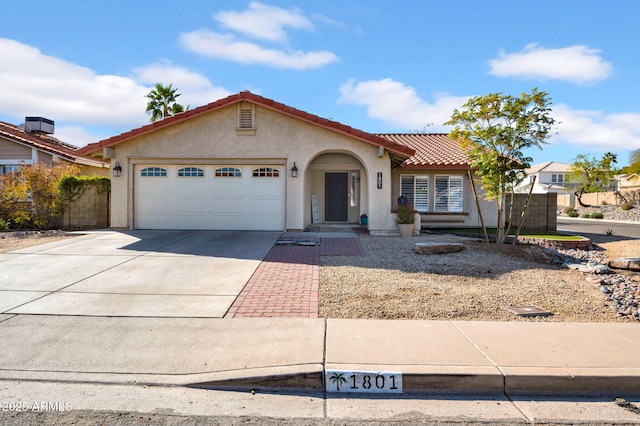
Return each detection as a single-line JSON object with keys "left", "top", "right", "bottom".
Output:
{"left": 225, "top": 237, "right": 364, "bottom": 318}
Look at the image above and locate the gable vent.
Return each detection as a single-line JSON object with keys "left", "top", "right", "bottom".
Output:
{"left": 25, "top": 117, "right": 54, "bottom": 134}
{"left": 239, "top": 104, "right": 254, "bottom": 129}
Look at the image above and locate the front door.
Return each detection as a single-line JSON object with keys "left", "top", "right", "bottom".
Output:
{"left": 325, "top": 173, "right": 349, "bottom": 222}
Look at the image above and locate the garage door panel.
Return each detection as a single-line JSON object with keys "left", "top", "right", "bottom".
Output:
{"left": 135, "top": 164, "right": 284, "bottom": 230}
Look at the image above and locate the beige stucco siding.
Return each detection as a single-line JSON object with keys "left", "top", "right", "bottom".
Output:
{"left": 109, "top": 104, "right": 398, "bottom": 231}
{"left": 0, "top": 137, "right": 31, "bottom": 160}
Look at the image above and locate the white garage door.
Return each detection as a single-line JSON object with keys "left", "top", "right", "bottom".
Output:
{"left": 134, "top": 165, "right": 285, "bottom": 230}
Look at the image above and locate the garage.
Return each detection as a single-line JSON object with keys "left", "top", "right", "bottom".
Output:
{"left": 134, "top": 164, "right": 285, "bottom": 230}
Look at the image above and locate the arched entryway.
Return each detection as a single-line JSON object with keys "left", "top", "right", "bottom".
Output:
{"left": 304, "top": 152, "right": 368, "bottom": 227}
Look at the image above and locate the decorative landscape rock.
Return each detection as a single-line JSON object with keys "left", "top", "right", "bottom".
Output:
{"left": 609, "top": 258, "right": 640, "bottom": 271}
{"left": 414, "top": 242, "right": 466, "bottom": 255}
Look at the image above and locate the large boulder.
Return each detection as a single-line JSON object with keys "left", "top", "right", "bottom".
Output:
{"left": 609, "top": 258, "right": 640, "bottom": 271}
{"left": 414, "top": 242, "right": 466, "bottom": 255}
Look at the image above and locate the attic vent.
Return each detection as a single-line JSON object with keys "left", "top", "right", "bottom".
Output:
{"left": 25, "top": 117, "right": 54, "bottom": 134}
{"left": 236, "top": 103, "right": 256, "bottom": 136}
{"left": 239, "top": 104, "right": 254, "bottom": 129}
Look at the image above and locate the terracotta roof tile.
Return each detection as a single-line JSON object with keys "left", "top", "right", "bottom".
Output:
{"left": 377, "top": 133, "right": 470, "bottom": 170}
{"left": 79, "top": 91, "right": 415, "bottom": 158}
{"left": 0, "top": 121, "right": 104, "bottom": 165}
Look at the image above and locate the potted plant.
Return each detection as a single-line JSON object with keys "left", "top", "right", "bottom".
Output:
{"left": 396, "top": 204, "right": 415, "bottom": 237}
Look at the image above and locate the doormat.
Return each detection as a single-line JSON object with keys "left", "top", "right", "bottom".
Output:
{"left": 507, "top": 306, "right": 553, "bottom": 317}
{"left": 275, "top": 239, "right": 320, "bottom": 246}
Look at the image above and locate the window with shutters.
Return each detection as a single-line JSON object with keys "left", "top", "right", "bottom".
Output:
{"left": 236, "top": 103, "right": 256, "bottom": 135}
{"left": 400, "top": 175, "right": 429, "bottom": 212}
{"left": 435, "top": 175, "right": 463, "bottom": 212}
{"left": 350, "top": 173, "right": 358, "bottom": 207}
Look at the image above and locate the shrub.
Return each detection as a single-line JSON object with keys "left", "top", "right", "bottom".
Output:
{"left": 590, "top": 211, "right": 604, "bottom": 219}
{"left": 562, "top": 206, "right": 576, "bottom": 214}
{"left": 581, "top": 213, "right": 592, "bottom": 218}
{"left": 0, "top": 162, "right": 80, "bottom": 229}
{"left": 567, "top": 209, "right": 579, "bottom": 217}
{"left": 621, "top": 202, "right": 633, "bottom": 211}
{"left": 396, "top": 204, "right": 416, "bottom": 224}
{"left": 0, "top": 218, "right": 9, "bottom": 231}
{"left": 601, "top": 200, "right": 609, "bottom": 205}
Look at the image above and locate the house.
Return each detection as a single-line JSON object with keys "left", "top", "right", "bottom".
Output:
{"left": 80, "top": 91, "right": 496, "bottom": 234}
{"left": 0, "top": 117, "right": 109, "bottom": 176}
{"left": 514, "top": 161, "right": 575, "bottom": 195}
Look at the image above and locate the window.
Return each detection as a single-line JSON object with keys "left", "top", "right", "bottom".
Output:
{"left": 435, "top": 175, "right": 463, "bottom": 212}
{"left": 552, "top": 173, "right": 565, "bottom": 183}
{"left": 350, "top": 173, "right": 358, "bottom": 207}
{"left": 252, "top": 167, "right": 279, "bottom": 177}
{"left": 140, "top": 167, "right": 167, "bottom": 177}
{"left": 178, "top": 167, "right": 204, "bottom": 177}
{"left": 215, "top": 167, "right": 242, "bottom": 177}
{"left": 0, "top": 165, "right": 20, "bottom": 175}
{"left": 400, "top": 175, "right": 429, "bottom": 212}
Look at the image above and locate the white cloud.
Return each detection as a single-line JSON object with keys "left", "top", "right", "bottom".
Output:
{"left": 0, "top": 38, "right": 147, "bottom": 127}
{"left": 488, "top": 43, "right": 612, "bottom": 84}
{"left": 180, "top": 30, "right": 338, "bottom": 70}
{"left": 214, "top": 1, "right": 312, "bottom": 42}
{"left": 133, "top": 62, "right": 231, "bottom": 108}
{"left": 338, "top": 78, "right": 469, "bottom": 131}
{"left": 0, "top": 38, "right": 232, "bottom": 146}
{"left": 552, "top": 104, "right": 640, "bottom": 150}
{"left": 338, "top": 77, "right": 640, "bottom": 153}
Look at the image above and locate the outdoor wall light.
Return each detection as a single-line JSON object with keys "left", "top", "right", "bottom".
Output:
{"left": 112, "top": 161, "right": 122, "bottom": 177}
{"left": 291, "top": 162, "right": 298, "bottom": 178}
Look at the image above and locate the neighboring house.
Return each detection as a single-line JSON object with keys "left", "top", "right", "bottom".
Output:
{"left": 0, "top": 117, "right": 109, "bottom": 176}
{"left": 80, "top": 91, "right": 496, "bottom": 234}
{"left": 514, "top": 161, "right": 575, "bottom": 195}
{"left": 618, "top": 173, "right": 640, "bottom": 192}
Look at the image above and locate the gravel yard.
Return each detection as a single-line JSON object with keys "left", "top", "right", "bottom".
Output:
{"left": 320, "top": 233, "right": 640, "bottom": 322}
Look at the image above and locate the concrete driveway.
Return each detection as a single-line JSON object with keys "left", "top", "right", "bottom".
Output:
{"left": 0, "top": 230, "right": 281, "bottom": 317}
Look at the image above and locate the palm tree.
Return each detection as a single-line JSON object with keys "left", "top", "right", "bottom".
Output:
{"left": 145, "top": 83, "right": 187, "bottom": 122}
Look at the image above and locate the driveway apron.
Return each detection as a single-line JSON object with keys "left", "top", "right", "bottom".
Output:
{"left": 0, "top": 230, "right": 280, "bottom": 318}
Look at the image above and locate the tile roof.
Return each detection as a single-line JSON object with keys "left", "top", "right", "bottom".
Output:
{"left": 0, "top": 121, "right": 105, "bottom": 166}
{"left": 79, "top": 91, "right": 415, "bottom": 159}
{"left": 378, "top": 133, "right": 470, "bottom": 169}
{"left": 527, "top": 161, "right": 572, "bottom": 173}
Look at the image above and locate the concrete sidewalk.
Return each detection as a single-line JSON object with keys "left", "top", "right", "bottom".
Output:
{"left": 1, "top": 315, "right": 639, "bottom": 395}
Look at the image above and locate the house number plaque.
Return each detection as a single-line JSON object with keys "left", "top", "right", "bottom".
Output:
{"left": 325, "top": 370, "right": 402, "bottom": 393}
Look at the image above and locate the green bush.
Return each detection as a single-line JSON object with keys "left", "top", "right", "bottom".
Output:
{"left": 562, "top": 206, "right": 576, "bottom": 214}
{"left": 0, "top": 218, "right": 9, "bottom": 231}
{"left": 621, "top": 202, "right": 633, "bottom": 211}
{"left": 396, "top": 204, "right": 416, "bottom": 224}
{"left": 581, "top": 213, "right": 592, "bottom": 218}
{"left": 567, "top": 209, "right": 579, "bottom": 217}
{"left": 590, "top": 211, "right": 604, "bottom": 219}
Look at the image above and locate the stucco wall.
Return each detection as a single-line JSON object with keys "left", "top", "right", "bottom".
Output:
{"left": 108, "top": 104, "right": 396, "bottom": 231}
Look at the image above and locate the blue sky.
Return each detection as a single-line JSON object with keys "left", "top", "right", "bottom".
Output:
{"left": 1, "top": 0, "right": 639, "bottom": 167}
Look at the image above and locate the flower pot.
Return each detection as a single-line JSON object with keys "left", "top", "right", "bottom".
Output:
{"left": 398, "top": 223, "right": 414, "bottom": 237}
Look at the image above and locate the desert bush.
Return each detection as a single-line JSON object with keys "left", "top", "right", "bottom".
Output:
{"left": 567, "top": 209, "right": 579, "bottom": 217}
{"left": 562, "top": 206, "right": 576, "bottom": 214}
{"left": 0, "top": 162, "right": 80, "bottom": 229}
{"left": 621, "top": 202, "right": 633, "bottom": 211}
{"left": 601, "top": 200, "right": 609, "bottom": 205}
{"left": 0, "top": 218, "right": 9, "bottom": 230}
{"left": 581, "top": 213, "right": 592, "bottom": 218}
{"left": 590, "top": 211, "right": 604, "bottom": 219}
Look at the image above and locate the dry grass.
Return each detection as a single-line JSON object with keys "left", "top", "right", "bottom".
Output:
{"left": 0, "top": 231, "right": 77, "bottom": 253}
